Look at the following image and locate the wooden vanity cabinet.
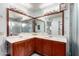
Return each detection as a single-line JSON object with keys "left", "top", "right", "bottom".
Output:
{"left": 11, "top": 39, "right": 34, "bottom": 56}
{"left": 35, "top": 38, "right": 66, "bottom": 56}
{"left": 9, "top": 37, "right": 66, "bottom": 56}
{"left": 12, "top": 41, "right": 25, "bottom": 56}
{"left": 42, "top": 39, "right": 52, "bottom": 56}
{"left": 52, "top": 41, "right": 66, "bottom": 56}
{"left": 25, "top": 39, "right": 34, "bottom": 55}
{"left": 35, "top": 38, "right": 43, "bottom": 54}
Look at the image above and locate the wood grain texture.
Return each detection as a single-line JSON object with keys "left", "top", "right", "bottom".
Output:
{"left": 52, "top": 41, "right": 66, "bottom": 56}
{"left": 42, "top": 40, "right": 51, "bottom": 56}
{"left": 12, "top": 41, "right": 25, "bottom": 56}
{"left": 9, "top": 38, "right": 66, "bottom": 56}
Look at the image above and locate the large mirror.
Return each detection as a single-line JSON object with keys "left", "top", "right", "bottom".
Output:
{"left": 38, "top": 11, "right": 64, "bottom": 35}
{"left": 7, "top": 9, "right": 33, "bottom": 36}
{"left": 7, "top": 8, "right": 64, "bottom": 36}
{"left": 7, "top": 8, "right": 45, "bottom": 36}
{"left": 46, "top": 12, "right": 64, "bottom": 35}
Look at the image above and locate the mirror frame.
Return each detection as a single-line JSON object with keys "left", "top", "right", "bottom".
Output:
{"left": 6, "top": 8, "right": 45, "bottom": 36}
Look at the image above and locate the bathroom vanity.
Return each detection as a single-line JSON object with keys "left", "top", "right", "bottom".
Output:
{"left": 6, "top": 8, "right": 66, "bottom": 56}
{"left": 6, "top": 33, "right": 66, "bottom": 56}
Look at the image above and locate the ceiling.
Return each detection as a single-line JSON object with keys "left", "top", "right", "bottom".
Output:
{"left": 9, "top": 3, "right": 61, "bottom": 21}
{"left": 10, "top": 3, "right": 60, "bottom": 10}
{"left": 30, "top": 3, "right": 42, "bottom": 8}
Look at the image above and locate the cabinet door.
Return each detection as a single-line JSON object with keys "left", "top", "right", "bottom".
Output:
{"left": 35, "top": 38, "right": 43, "bottom": 54}
{"left": 12, "top": 41, "right": 25, "bottom": 56}
{"left": 25, "top": 39, "right": 34, "bottom": 56}
{"left": 28, "top": 39, "right": 34, "bottom": 55}
{"left": 53, "top": 41, "right": 66, "bottom": 56}
{"left": 43, "top": 40, "right": 51, "bottom": 56}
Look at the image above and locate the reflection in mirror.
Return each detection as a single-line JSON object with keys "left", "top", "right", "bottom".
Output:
{"left": 7, "top": 8, "right": 45, "bottom": 36}
{"left": 38, "top": 25, "right": 40, "bottom": 30}
{"left": 37, "top": 10, "right": 64, "bottom": 36}
{"left": 21, "top": 20, "right": 33, "bottom": 32}
{"left": 7, "top": 8, "right": 64, "bottom": 36}
{"left": 46, "top": 12, "right": 63, "bottom": 35}
{"left": 35, "top": 20, "right": 45, "bottom": 33}
{"left": 8, "top": 9, "right": 32, "bottom": 36}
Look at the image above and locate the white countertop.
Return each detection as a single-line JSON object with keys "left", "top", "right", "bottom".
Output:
{"left": 6, "top": 33, "right": 67, "bottom": 43}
